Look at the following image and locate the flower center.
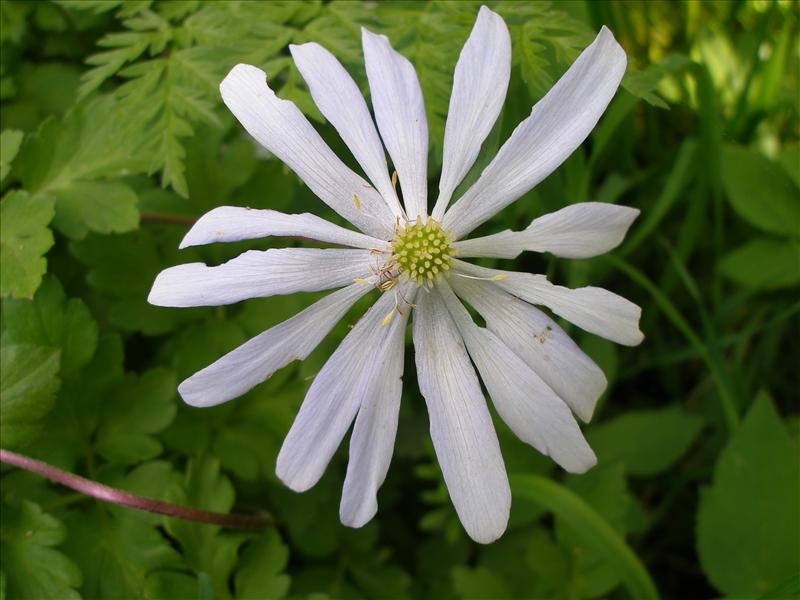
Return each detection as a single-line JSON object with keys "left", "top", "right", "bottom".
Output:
{"left": 390, "top": 218, "right": 457, "bottom": 287}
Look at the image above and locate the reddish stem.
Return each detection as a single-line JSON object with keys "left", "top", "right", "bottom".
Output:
{"left": 0, "top": 448, "right": 271, "bottom": 531}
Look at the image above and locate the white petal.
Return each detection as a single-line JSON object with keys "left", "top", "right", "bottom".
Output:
{"left": 148, "top": 248, "right": 379, "bottom": 308}
{"left": 179, "top": 283, "right": 371, "bottom": 407}
{"left": 443, "top": 27, "right": 627, "bottom": 238}
{"left": 220, "top": 64, "right": 393, "bottom": 238}
{"left": 431, "top": 6, "right": 511, "bottom": 220}
{"left": 290, "top": 43, "right": 405, "bottom": 219}
{"left": 340, "top": 286, "right": 416, "bottom": 527}
{"left": 180, "top": 207, "right": 391, "bottom": 250}
{"left": 413, "top": 287, "right": 510, "bottom": 544}
{"left": 450, "top": 275, "right": 605, "bottom": 423}
{"left": 276, "top": 283, "right": 410, "bottom": 492}
{"left": 454, "top": 260, "right": 644, "bottom": 346}
{"left": 453, "top": 202, "right": 640, "bottom": 259}
{"left": 362, "top": 28, "right": 428, "bottom": 220}
{"left": 438, "top": 282, "right": 596, "bottom": 473}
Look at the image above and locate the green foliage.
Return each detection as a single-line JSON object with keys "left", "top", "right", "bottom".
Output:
{"left": 94, "top": 368, "right": 177, "bottom": 463}
{"left": 1, "top": 1, "right": 798, "bottom": 599}
{"left": 0, "top": 343, "right": 60, "bottom": 449}
{"left": 0, "top": 129, "right": 23, "bottom": 182}
{"left": 586, "top": 406, "right": 704, "bottom": 476}
{"left": 719, "top": 237, "right": 800, "bottom": 290}
{"left": 14, "top": 97, "right": 145, "bottom": 239}
{"left": 234, "top": 531, "right": 291, "bottom": 600}
{"left": 2, "top": 276, "right": 98, "bottom": 375}
{"left": 721, "top": 144, "right": 800, "bottom": 238}
{"left": 0, "top": 191, "right": 54, "bottom": 299}
{"left": 697, "top": 393, "right": 800, "bottom": 598}
{"left": 0, "top": 500, "right": 81, "bottom": 600}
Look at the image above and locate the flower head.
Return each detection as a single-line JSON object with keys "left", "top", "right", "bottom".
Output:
{"left": 149, "top": 6, "right": 643, "bottom": 543}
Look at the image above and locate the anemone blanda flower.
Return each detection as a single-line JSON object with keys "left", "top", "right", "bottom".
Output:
{"left": 148, "top": 6, "right": 643, "bottom": 543}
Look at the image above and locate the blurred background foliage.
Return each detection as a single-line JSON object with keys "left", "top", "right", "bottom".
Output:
{"left": 1, "top": 0, "right": 798, "bottom": 599}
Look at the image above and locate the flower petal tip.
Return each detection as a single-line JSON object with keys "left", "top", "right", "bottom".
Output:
{"left": 339, "top": 505, "right": 377, "bottom": 530}
{"left": 569, "top": 451, "right": 599, "bottom": 475}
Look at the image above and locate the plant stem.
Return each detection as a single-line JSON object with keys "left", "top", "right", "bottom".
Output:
{"left": 0, "top": 448, "right": 272, "bottom": 531}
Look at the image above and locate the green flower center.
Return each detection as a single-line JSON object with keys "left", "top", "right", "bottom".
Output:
{"left": 391, "top": 218, "right": 457, "bottom": 287}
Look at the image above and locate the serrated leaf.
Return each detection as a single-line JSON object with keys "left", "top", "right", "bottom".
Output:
{"left": 0, "top": 129, "right": 24, "bottom": 182}
{"left": 70, "top": 228, "right": 204, "bottom": 335}
{"left": 0, "top": 191, "right": 55, "bottom": 299}
{"left": 586, "top": 406, "right": 704, "bottom": 476}
{"left": 95, "top": 368, "right": 177, "bottom": 463}
{"left": 622, "top": 53, "right": 691, "bottom": 108}
{"left": 0, "top": 501, "right": 82, "bottom": 600}
{"left": 2, "top": 275, "right": 98, "bottom": 374}
{"left": 165, "top": 456, "right": 245, "bottom": 600}
{"left": 0, "top": 343, "right": 60, "bottom": 448}
{"left": 53, "top": 180, "right": 139, "bottom": 239}
{"left": 721, "top": 145, "right": 800, "bottom": 237}
{"left": 14, "top": 96, "right": 146, "bottom": 239}
{"left": 29, "top": 333, "right": 123, "bottom": 471}
{"left": 62, "top": 510, "right": 183, "bottom": 599}
{"left": 17, "top": 96, "right": 148, "bottom": 193}
{"left": 697, "top": 393, "right": 800, "bottom": 598}
{"left": 719, "top": 237, "right": 800, "bottom": 289}
{"left": 234, "top": 531, "right": 291, "bottom": 600}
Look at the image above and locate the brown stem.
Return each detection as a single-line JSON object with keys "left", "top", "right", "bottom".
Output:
{"left": 0, "top": 449, "right": 272, "bottom": 531}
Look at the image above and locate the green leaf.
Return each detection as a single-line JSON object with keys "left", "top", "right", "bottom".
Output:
{"left": 721, "top": 145, "right": 800, "bottom": 237}
{"left": 510, "top": 2, "right": 593, "bottom": 99}
{"left": 586, "top": 406, "right": 704, "bottom": 476}
{"left": 558, "top": 464, "right": 634, "bottom": 598}
{"left": 70, "top": 228, "right": 204, "bottom": 335}
{"left": 62, "top": 510, "right": 183, "bottom": 599}
{"left": 29, "top": 333, "right": 123, "bottom": 471}
{"left": 0, "top": 191, "right": 55, "bottom": 299}
{"left": 144, "top": 571, "right": 201, "bottom": 600}
{"left": 234, "top": 531, "right": 291, "bottom": 600}
{"left": 347, "top": 547, "right": 413, "bottom": 600}
{"left": 17, "top": 96, "right": 148, "bottom": 193}
{"left": 0, "top": 343, "right": 60, "bottom": 448}
{"left": 621, "top": 54, "right": 691, "bottom": 109}
{"left": 719, "top": 237, "right": 800, "bottom": 290}
{"left": 779, "top": 146, "right": 800, "bottom": 189}
{"left": 94, "top": 368, "right": 177, "bottom": 463}
{"left": 0, "top": 129, "right": 24, "bottom": 182}
{"left": 15, "top": 96, "right": 145, "bottom": 238}
{"left": 2, "top": 275, "right": 98, "bottom": 374}
{"left": 0, "top": 500, "right": 82, "bottom": 600}
{"left": 510, "top": 474, "right": 659, "bottom": 600}
{"left": 52, "top": 180, "right": 139, "bottom": 239}
{"left": 697, "top": 393, "right": 800, "bottom": 598}
{"left": 760, "top": 574, "right": 800, "bottom": 600}
{"left": 452, "top": 566, "right": 513, "bottom": 600}
{"left": 165, "top": 456, "right": 245, "bottom": 600}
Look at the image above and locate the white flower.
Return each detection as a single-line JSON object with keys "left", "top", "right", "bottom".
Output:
{"left": 149, "top": 6, "right": 643, "bottom": 544}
